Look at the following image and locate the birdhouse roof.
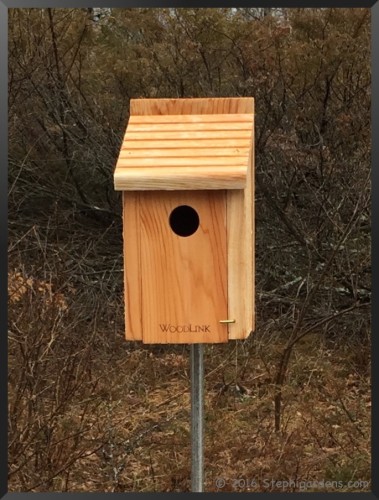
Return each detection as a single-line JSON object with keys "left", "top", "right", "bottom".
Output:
{"left": 114, "top": 98, "right": 254, "bottom": 191}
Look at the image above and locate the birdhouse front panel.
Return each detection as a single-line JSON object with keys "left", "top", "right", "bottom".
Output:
{"left": 125, "top": 190, "right": 227, "bottom": 344}
{"left": 114, "top": 98, "right": 255, "bottom": 344}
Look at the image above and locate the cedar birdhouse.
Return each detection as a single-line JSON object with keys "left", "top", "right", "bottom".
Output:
{"left": 114, "top": 98, "right": 254, "bottom": 344}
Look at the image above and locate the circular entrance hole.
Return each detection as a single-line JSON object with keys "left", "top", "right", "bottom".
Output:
{"left": 169, "top": 205, "right": 199, "bottom": 237}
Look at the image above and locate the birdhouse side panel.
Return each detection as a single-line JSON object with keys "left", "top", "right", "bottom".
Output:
{"left": 227, "top": 149, "right": 255, "bottom": 339}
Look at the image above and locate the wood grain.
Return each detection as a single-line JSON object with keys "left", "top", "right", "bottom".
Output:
{"left": 130, "top": 98, "right": 254, "bottom": 115}
{"left": 116, "top": 157, "right": 248, "bottom": 167}
{"left": 123, "top": 192, "right": 143, "bottom": 340}
{"left": 126, "top": 121, "right": 253, "bottom": 131}
{"left": 114, "top": 100, "right": 254, "bottom": 194}
{"left": 114, "top": 166, "right": 246, "bottom": 191}
{"left": 139, "top": 191, "right": 227, "bottom": 344}
{"left": 227, "top": 123, "right": 255, "bottom": 339}
{"left": 118, "top": 147, "right": 250, "bottom": 158}
{"left": 118, "top": 138, "right": 251, "bottom": 150}
{"left": 124, "top": 130, "right": 252, "bottom": 141}
{"left": 129, "top": 113, "right": 253, "bottom": 123}
{"left": 226, "top": 190, "right": 246, "bottom": 339}
{"left": 245, "top": 146, "right": 255, "bottom": 335}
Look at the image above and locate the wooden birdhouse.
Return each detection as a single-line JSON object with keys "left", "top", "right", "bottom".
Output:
{"left": 114, "top": 98, "right": 254, "bottom": 344}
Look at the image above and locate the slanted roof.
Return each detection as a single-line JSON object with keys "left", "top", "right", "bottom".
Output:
{"left": 114, "top": 98, "right": 254, "bottom": 191}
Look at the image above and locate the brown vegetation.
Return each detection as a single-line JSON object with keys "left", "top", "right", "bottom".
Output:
{"left": 8, "top": 8, "right": 371, "bottom": 492}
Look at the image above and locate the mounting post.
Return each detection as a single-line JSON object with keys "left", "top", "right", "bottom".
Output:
{"left": 190, "top": 344, "right": 204, "bottom": 492}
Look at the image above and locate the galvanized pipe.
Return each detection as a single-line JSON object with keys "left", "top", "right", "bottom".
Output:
{"left": 190, "top": 344, "right": 204, "bottom": 492}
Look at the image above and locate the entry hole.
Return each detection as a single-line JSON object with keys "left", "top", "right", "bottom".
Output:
{"left": 169, "top": 205, "right": 199, "bottom": 237}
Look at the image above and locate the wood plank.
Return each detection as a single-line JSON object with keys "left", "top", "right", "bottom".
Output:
{"left": 130, "top": 98, "right": 254, "bottom": 115}
{"left": 121, "top": 139, "right": 251, "bottom": 149}
{"left": 116, "top": 157, "right": 248, "bottom": 168}
{"left": 227, "top": 138, "right": 255, "bottom": 339}
{"left": 127, "top": 121, "right": 254, "bottom": 131}
{"left": 118, "top": 147, "right": 250, "bottom": 158}
{"left": 245, "top": 146, "right": 255, "bottom": 335}
{"left": 114, "top": 166, "right": 246, "bottom": 191}
{"left": 123, "top": 192, "right": 143, "bottom": 340}
{"left": 124, "top": 130, "right": 252, "bottom": 141}
{"left": 129, "top": 114, "right": 254, "bottom": 124}
{"left": 139, "top": 191, "right": 227, "bottom": 344}
{"left": 226, "top": 190, "right": 246, "bottom": 339}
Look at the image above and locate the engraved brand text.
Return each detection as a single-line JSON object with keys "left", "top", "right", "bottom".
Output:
{"left": 159, "top": 324, "right": 211, "bottom": 333}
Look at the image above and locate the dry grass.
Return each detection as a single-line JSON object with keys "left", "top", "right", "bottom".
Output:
{"left": 8, "top": 267, "right": 371, "bottom": 492}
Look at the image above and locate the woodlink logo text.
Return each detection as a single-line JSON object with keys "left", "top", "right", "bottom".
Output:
{"left": 159, "top": 324, "right": 211, "bottom": 333}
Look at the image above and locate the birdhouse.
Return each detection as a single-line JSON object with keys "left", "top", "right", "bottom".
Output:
{"left": 114, "top": 98, "right": 254, "bottom": 344}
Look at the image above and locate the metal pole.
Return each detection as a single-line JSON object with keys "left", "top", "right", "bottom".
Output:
{"left": 190, "top": 343, "right": 204, "bottom": 492}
